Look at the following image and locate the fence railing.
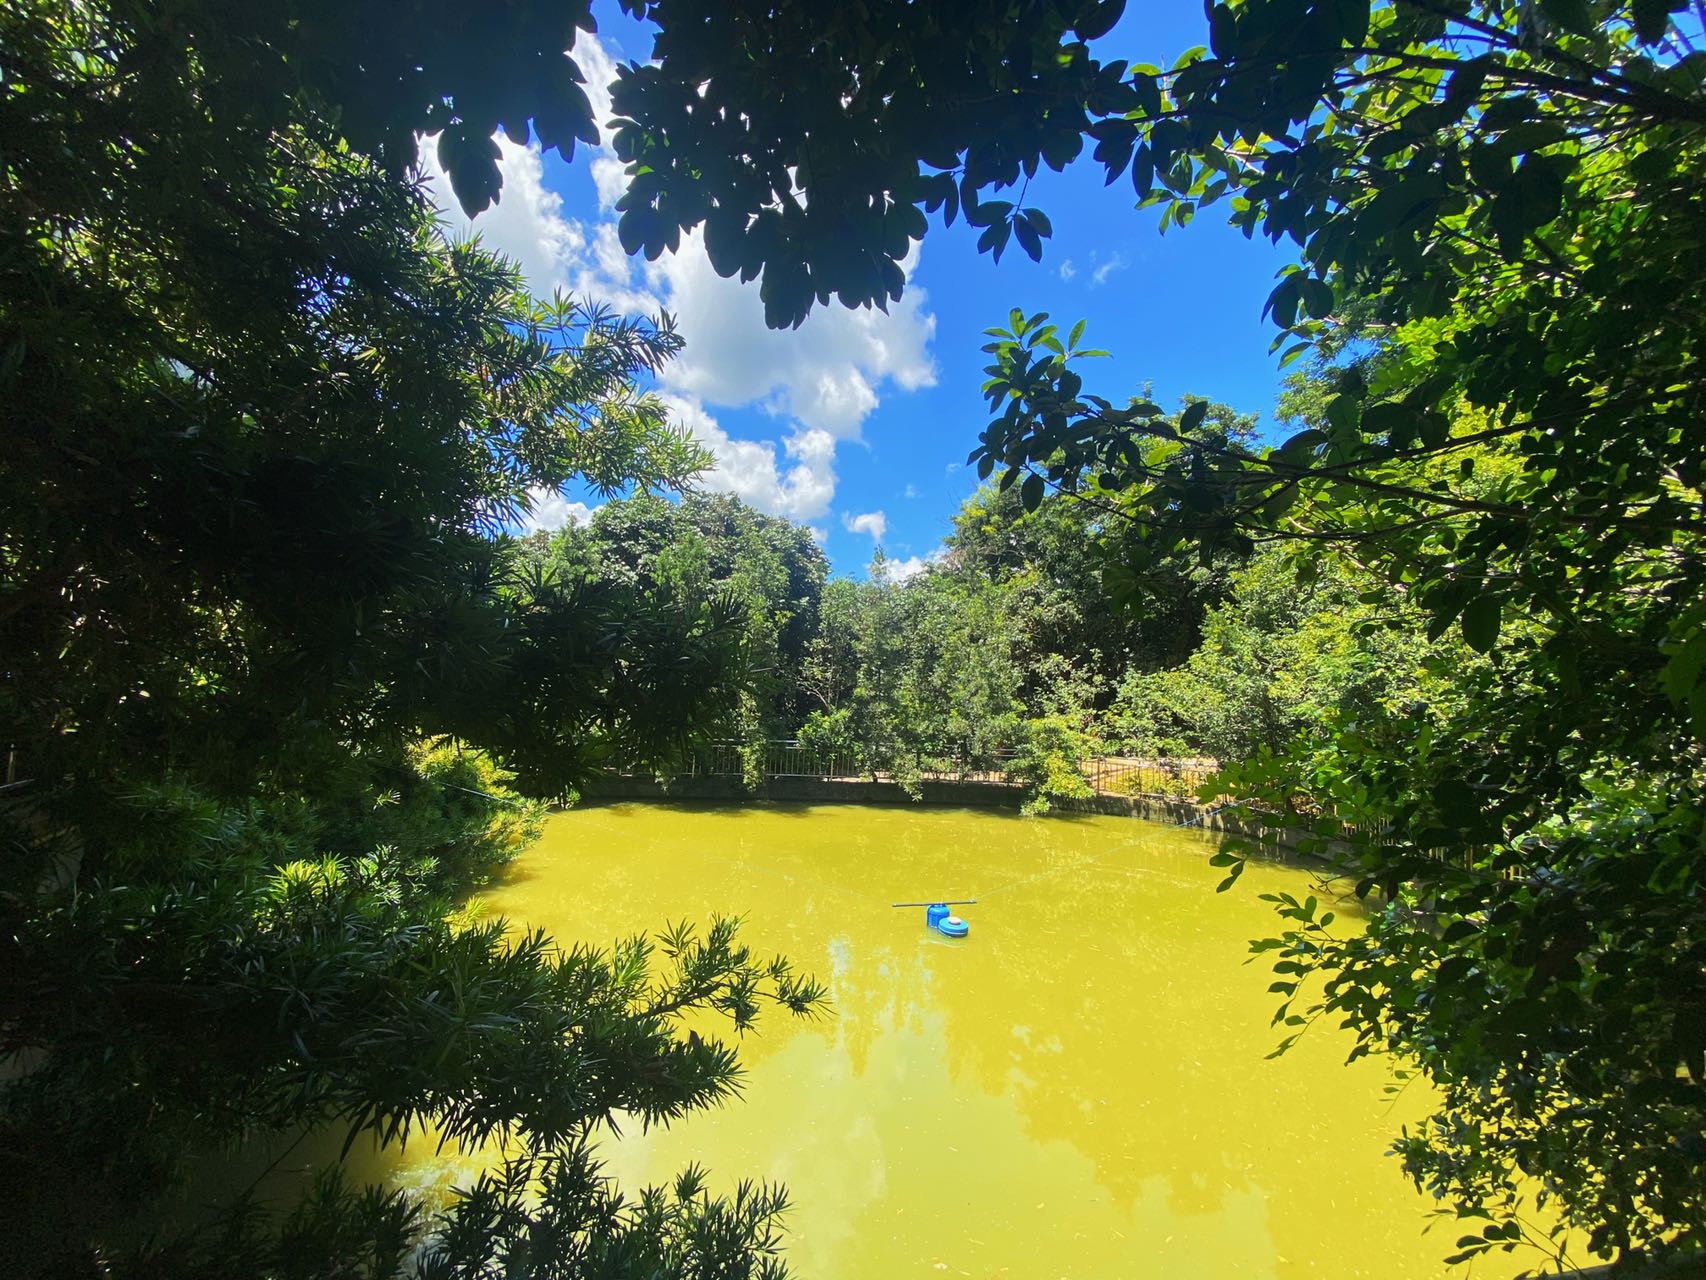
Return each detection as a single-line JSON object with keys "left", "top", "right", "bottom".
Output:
{"left": 683, "top": 741, "right": 864, "bottom": 780}
{"left": 1081, "top": 756, "right": 1222, "bottom": 800}
{"left": 614, "top": 742, "right": 1222, "bottom": 798}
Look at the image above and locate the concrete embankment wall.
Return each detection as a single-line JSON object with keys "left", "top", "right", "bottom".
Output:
{"left": 581, "top": 774, "right": 1288, "bottom": 845}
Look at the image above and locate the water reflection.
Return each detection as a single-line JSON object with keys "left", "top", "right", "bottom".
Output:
{"left": 194, "top": 803, "right": 1509, "bottom": 1278}
{"left": 457, "top": 803, "right": 1486, "bottom": 1279}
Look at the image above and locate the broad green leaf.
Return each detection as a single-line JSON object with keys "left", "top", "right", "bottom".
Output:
{"left": 1020, "top": 472, "right": 1045, "bottom": 511}
{"left": 1460, "top": 595, "right": 1501, "bottom": 654}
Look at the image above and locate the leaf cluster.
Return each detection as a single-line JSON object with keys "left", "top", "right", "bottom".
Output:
{"left": 0, "top": 5, "right": 818, "bottom": 1276}
{"left": 956, "top": 0, "right": 1706, "bottom": 1262}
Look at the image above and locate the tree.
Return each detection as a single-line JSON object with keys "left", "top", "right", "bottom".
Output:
{"left": 795, "top": 565, "right": 1027, "bottom": 785}
{"left": 15, "top": 0, "right": 1703, "bottom": 1267}
{"left": 607, "top": 0, "right": 1130, "bottom": 326}
{"left": 948, "top": 408, "right": 1250, "bottom": 685}
{"left": 1, "top": 4, "right": 824, "bottom": 1275}
{"left": 962, "top": 4, "right": 1706, "bottom": 1266}
{"left": 1108, "top": 550, "right": 1431, "bottom": 761}
{"left": 81, "top": 0, "right": 1126, "bottom": 329}
{"left": 431, "top": 0, "right": 1702, "bottom": 1258}
{"left": 530, "top": 493, "right": 829, "bottom": 744}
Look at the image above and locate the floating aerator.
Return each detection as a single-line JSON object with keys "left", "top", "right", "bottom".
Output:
{"left": 892, "top": 899, "right": 974, "bottom": 937}
{"left": 926, "top": 903, "right": 969, "bottom": 937}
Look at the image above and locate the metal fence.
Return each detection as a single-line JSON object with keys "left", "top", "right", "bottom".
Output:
{"left": 619, "top": 741, "right": 1221, "bottom": 797}
{"left": 683, "top": 741, "right": 861, "bottom": 780}
{"left": 1081, "top": 756, "right": 1222, "bottom": 800}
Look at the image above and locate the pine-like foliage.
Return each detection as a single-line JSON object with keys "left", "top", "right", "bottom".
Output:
{"left": 0, "top": 3, "right": 823, "bottom": 1275}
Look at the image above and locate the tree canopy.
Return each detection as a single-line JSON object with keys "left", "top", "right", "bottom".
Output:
{"left": 957, "top": 2, "right": 1706, "bottom": 1264}
{"left": 524, "top": 492, "right": 829, "bottom": 747}
{"left": 7, "top": 0, "right": 1705, "bottom": 1271}
{"left": 2, "top": 3, "right": 821, "bottom": 1275}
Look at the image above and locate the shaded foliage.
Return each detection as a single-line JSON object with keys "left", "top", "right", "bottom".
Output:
{"left": 607, "top": 0, "right": 1129, "bottom": 325}
{"left": 1109, "top": 550, "right": 1431, "bottom": 761}
{"left": 1, "top": 3, "right": 821, "bottom": 1276}
{"left": 524, "top": 493, "right": 829, "bottom": 745}
{"left": 957, "top": 1, "right": 1706, "bottom": 1266}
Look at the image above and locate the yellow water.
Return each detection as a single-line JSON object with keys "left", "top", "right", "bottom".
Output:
{"left": 280, "top": 803, "right": 1524, "bottom": 1277}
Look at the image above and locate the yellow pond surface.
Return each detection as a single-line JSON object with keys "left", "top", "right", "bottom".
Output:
{"left": 364, "top": 802, "right": 1513, "bottom": 1278}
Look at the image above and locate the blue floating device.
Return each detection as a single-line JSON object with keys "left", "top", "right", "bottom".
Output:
{"left": 925, "top": 902, "right": 969, "bottom": 937}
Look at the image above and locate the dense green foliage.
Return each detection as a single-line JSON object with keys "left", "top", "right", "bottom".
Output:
{"left": 592, "top": 0, "right": 1706, "bottom": 1261}
{"left": 800, "top": 565, "right": 1031, "bottom": 787}
{"left": 524, "top": 494, "right": 828, "bottom": 751}
{"left": 778, "top": 493, "right": 1427, "bottom": 815}
{"left": 8, "top": 0, "right": 1704, "bottom": 1272}
{"left": 87, "top": 0, "right": 1127, "bottom": 329}
{"left": 957, "top": 4, "right": 1706, "bottom": 1267}
{"left": 607, "top": 0, "right": 1128, "bottom": 326}
{"left": 1109, "top": 550, "right": 1428, "bottom": 761}
{"left": 524, "top": 477, "right": 1345, "bottom": 813}
{"left": 1, "top": 4, "right": 823, "bottom": 1276}
{"left": 791, "top": 480, "right": 1245, "bottom": 811}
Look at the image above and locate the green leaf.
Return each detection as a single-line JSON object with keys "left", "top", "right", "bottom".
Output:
{"left": 1631, "top": 0, "right": 1680, "bottom": 42}
{"left": 1021, "top": 472, "right": 1045, "bottom": 511}
{"left": 1511, "top": 158, "right": 1564, "bottom": 228}
{"left": 1180, "top": 400, "right": 1209, "bottom": 431}
{"left": 1076, "top": 0, "right": 1124, "bottom": 40}
{"left": 1432, "top": 778, "right": 1480, "bottom": 827}
{"left": 1460, "top": 595, "right": 1502, "bottom": 654}
{"left": 1208, "top": 3, "right": 1237, "bottom": 58}
{"left": 1265, "top": 274, "right": 1301, "bottom": 328}
{"left": 1299, "top": 277, "right": 1334, "bottom": 320}
{"left": 1661, "top": 629, "right": 1706, "bottom": 704}
{"left": 1539, "top": 0, "right": 1596, "bottom": 35}
{"left": 1276, "top": 428, "right": 1326, "bottom": 460}
{"left": 1130, "top": 145, "right": 1155, "bottom": 197}
{"left": 1014, "top": 216, "right": 1043, "bottom": 262}
{"left": 1325, "top": 394, "right": 1359, "bottom": 433}
{"left": 1131, "top": 73, "right": 1162, "bottom": 118}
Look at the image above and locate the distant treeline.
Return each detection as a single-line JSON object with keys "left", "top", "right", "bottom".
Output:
{"left": 520, "top": 444, "right": 1443, "bottom": 810}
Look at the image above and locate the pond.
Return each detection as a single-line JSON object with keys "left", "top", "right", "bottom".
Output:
{"left": 249, "top": 802, "right": 1518, "bottom": 1277}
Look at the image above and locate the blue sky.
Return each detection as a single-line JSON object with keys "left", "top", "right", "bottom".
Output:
{"left": 440, "top": 0, "right": 1300, "bottom": 577}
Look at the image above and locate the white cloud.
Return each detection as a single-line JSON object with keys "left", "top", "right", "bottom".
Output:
{"left": 903, "top": 483, "right": 920, "bottom": 499}
{"left": 1059, "top": 258, "right": 1077, "bottom": 281}
{"left": 875, "top": 547, "right": 946, "bottom": 582}
{"left": 573, "top": 221, "right": 660, "bottom": 316}
{"left": 1091, "top": 251, "right": 1131, "bottom": 287}
{"left": 516, "top": 487, "right": 597, "bottom": 534}
{"left": 573, "top": 35, "right": 621, "bottom": 141}
{"left": 420, "top": 133, "right": 584, "bottom": 295}
{"left": 842, "top": 510, "right": 887, "bottom": 541}
{"left": 644, "top": 232, "right": 935, "bottom": 438}
{"left": 424, "top": 33, "right": 938, "bottom": 526}
{"left": 664, "top": 395, "right": 837, "bottom": 521}
{"left": 570, "top": 37, "right": 634, "bottom": 209}
{"left": 591, "top": 155, "right": 630, "bottom": 209}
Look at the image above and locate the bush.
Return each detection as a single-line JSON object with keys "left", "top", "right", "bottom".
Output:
{"left": 1006, "top": 714, "right": 1095, "bottom": 815}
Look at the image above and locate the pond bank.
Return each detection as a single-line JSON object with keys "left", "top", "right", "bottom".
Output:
{"left": 582, "top": 773, "right": 1291, "bottom": 845}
